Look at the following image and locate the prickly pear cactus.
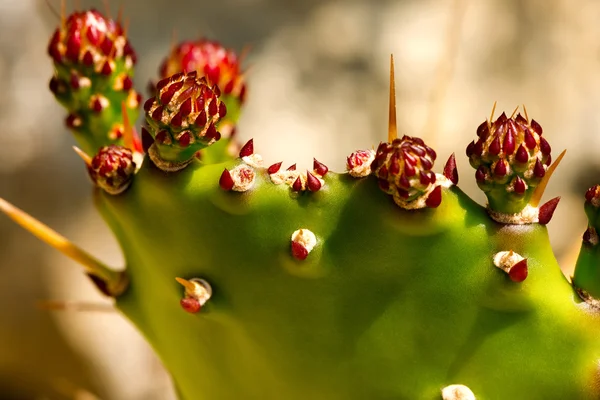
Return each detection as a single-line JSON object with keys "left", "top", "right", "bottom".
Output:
{"left": 4, "top": 7, "right": 600, "bottom": 400}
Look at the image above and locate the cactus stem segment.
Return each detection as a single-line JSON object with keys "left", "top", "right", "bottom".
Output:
{"left": 175, "top": 277, "right": 212, "bottom": 313}
{"left": 388, "top": 54, "right": 397, "bottom": 143}
{"left": 441, "top": 384, "right": 476, "bottom": 400}
{"left": 0, "top": 198, "right": 128, "bottom": 296}
{"left": 443, "top": 153, "right": 458, "bottom": 185}
{"left": 290, "top": 229, "right": 317, "bottom": 260}
{"left": 530, "top": 149, "right": 566, "bottom": 207}
{"left": 493, "top": 250, "right": 528, "bottom": 282}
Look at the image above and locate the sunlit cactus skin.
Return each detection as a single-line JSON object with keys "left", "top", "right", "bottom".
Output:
{"left": 5, "top": 6, "right": 600, "bottom": 400}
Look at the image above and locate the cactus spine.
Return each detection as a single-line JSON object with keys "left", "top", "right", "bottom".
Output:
{"left": 2, "top": 6, "right": 600, "bottom": 400}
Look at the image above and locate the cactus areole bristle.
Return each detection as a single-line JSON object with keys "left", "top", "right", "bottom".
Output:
{"left": 144, "top": 71, "right": 226, "bottom": 171}
{"left": 467, "top": 110, "right": 551, "bottom": 214}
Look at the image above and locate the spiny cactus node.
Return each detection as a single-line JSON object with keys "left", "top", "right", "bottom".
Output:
{"left": 441, "top": 384, "right": 476, "bottom": 400}
{"left": 346, "top": 149, "right": 376, "bottom": 178}
{"left": 86, "top": 145, "right": 136, "bottom": 195}
{"left": 269, "top": 168, "right": 324, "bottom": 192}
{"left": 145, "top": 71, "right": 226, "bottom": 171}
{"left": 467, "top": 107, "right": 552, "bottom": 214}
{"left": 176, "top": 277, "right": 213, "bottom": 313}
{"left": 290, "top": 229, "right": 317, "bottom": 260}
{"left": 493, "top": 250, "right": 528, "bottom": 282}
{"left": 220, "top": 164, "right": 255, "bottom": 192}
{"left": 372, "top": 135, "right": 444, "bottom": 209}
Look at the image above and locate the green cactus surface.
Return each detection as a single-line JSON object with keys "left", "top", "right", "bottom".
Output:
{"left": 3, "top": 6, "right": 600, "bottom": 400}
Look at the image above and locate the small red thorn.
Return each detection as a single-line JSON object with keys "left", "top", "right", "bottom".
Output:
{"left": 425, "top": 185, "right": 442, "bottom": 208}
{"left": 122, "top": 76, "right": 133, "bottom": 91}
{"left": 292, "top": 176, "right": 303, "bottom": 192}
{"left": 171, "top": 112, "right": 183, "bottom": 127}
{"left": 180, "top": 298, "right": 201, "bottom": 313}
{"left": 530, "top": 119, "right": 543, "bottom": 135}
{"left": 218, "top": 102, "right": 227, "bottom": 118}
{"left": 585, "top": 186, "right": 600, "bottom": 203}
{"left": 156, "top": 77, "right": 170, "bottom": 91}
{"left": 91, "top": 98, "right": 104, "bottom": 112}
{"left": 514, "top": 176, "right": 526, "bottom": 194}
{"left": 540, "top": 137, "right": 551, "bottom": 156}
{"left": 141, "top": 127, "right": 154, "bottom": 153}
{"left": 178, "top": 132, "right": 191, "bottom": 147}
{"left": 208, "top": 99, "right": 218, "bottom": 116}
{"left": 82, "top": 50, "right": 94, "bottom": 66}
{"left": 143, "top": 97, "right": 154, "bottom": 112}
{"left": 533, "top": 158, "right": 545, "bottom": 178}
{"left": 509, "top": 259, "right": 528, "bottom": 282}
{"left": 239, "top": 139, "right": 254, "bottom": 157}
{"left": 538, "top": 196, "right": 561, "bottom": 225}
{"left": 515, "top": 145, "right": 529, "bottom": 163}
{"left": 151, "top": 105, "right": 163, "bottom": 121}
{"left": 287, "top": 164, "right": 297, "bottom": 171}
{"left": 583, "top": 227, "right": 596, "bottom": 244}
{"left": 524, "top": 130, "right": 537, "bottom": 149}
{"left": 443, "top": 153, "right": 458, "bottom": 185}
{"left": 476, "top": 121, "right": 489, "bottom": 139}
{"left": 466, "top": 141, "right": 475, "bottom": 158}
{"left": 306, "top": 171, "right": 322, "bottom": 192}
{"left": 313, "top": 158, "right": 328, "bottom": 176}
{"left": 475, "top": 166, "right": 486, "bottom": 183}
{"left": 267, "top": 162, "right": 282, "bottom": 174}
{"left": 219, "top": 169, "right": 234, "bottom": 191}
{"left": 494, "top": 160, "right": 507, "bottom": 177}
{"left": 291, "top": 241, "right": 308, "bottom": 260}
{"left": 179, "top": 97, "right": 192, "bottom": 117}
{"left": 489, "top": 137, "right": 501, "bottom": 156}
{"left": 503, "top": 129, "right": 516, "bottom": 155}
{"left": 195, "top": 110, "right": 207, "bottom": 127}
{"left": 101, "top": 61, "right": 113, "bottom": 76}
{"left": 156, "top": 130, "right": 168, "bottom": 144}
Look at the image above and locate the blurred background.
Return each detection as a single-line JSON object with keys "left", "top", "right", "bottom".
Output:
{"left": 1, "top": 0, "right": 600, "bottom": 398}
